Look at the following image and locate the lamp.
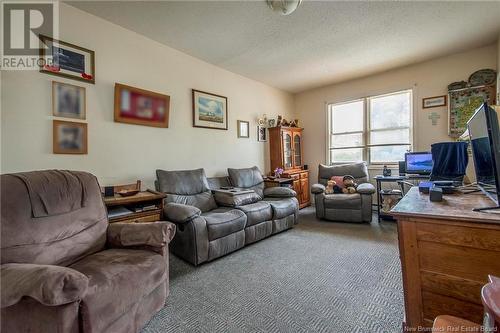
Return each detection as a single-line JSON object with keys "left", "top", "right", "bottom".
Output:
{"left": 266, "top": 0, "right": 302, "bottom": 15}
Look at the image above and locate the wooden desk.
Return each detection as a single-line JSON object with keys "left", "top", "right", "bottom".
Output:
{"left": 103, "top": 189, "right": 166, "bottom": 224}
{"left": 390, "top": 187, "right": 500, "bottom": 330}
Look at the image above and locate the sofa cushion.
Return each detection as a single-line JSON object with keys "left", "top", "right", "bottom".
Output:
{"left": 167, "top": 192, "right": 217, "bottom": 213}
{"left": 323, "top": 193, "right": 362, "bottom": 209}
{"left": 156, "top": 168, "right": 210, "bottom": 195}
{"left": 1, "top": 171, "right": 107, "bottom": 267}
{"left": 227, "top": 166, "right": 265, "bottom": 198}
{"left": 206, "top": 176, "right": 231, "bottom": 190}
{"left": 236, "top": 201, "right": 273, "bottom": 227}
{"left": 69, "top": 249, "right": 166, "bottom": 333}
{"left": 156, "top": 169, "right": 217, "bottom": 213}
{"left": 202, "top": 208, "right": 247, "bottom": 241}
{"left": 263, "top": 187, "right": 296, "bottom": 198}
{"left": 263, "top": 198, "right": 298, "bottom": 219}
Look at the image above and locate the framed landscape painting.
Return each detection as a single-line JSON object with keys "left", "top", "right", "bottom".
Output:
{"left": 39, "top": 35, "right": 95, "bottom": 84}
{"left": 192, "top": 89, "right": 228, "bottom": 130}
{"left": 114, "top": 83, "right": 170, "bottom": 128}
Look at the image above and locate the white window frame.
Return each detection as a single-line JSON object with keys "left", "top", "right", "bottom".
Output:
{"left": 327, "top": 89, "right": 413, "bottom": 166}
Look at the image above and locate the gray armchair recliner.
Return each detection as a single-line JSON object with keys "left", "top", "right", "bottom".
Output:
{"left": 311, "top": 163, "right": 375, "bottom": 223}
{"left": 157, "top": 166, "right": 298, "bottom": 266}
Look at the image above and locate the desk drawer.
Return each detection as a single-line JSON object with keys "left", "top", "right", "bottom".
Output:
{"left": 416, "top": 222, "right": 500, "bottom": 251}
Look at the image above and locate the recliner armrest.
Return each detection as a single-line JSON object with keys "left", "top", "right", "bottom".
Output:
{"left": 1, "top": 263, "right": 89, "bottom": 308}
{"left": 164, "top": 203, "right": 201, "bottom": 223}
{"left": 357, "top": 183, "right": 375, "bottom": 195}
{"left": 263, "top": 187, "right": 296, "bottom": 198}
{"left": 311, "top": 184, "right": 325, "bottom": 194}
{"left": 107, "top": 221, "right": 176, "bottom": 253}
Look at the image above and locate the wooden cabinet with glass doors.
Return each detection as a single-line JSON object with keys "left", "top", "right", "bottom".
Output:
{"left": 268, "top": 126, "right": 310, "bottom": 209}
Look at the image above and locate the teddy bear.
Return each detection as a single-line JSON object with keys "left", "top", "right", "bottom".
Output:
{"left": 342, "top": 175, "right": 358, "bottom": 194}
{"left": 325, "top": 177, "right": 343, "bottom": 194}
{"left": 325, "top": 179, "right": 335, "bottom": 194}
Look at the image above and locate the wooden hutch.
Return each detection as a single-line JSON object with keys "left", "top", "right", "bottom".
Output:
{"left": 268, "top": 126, "right": 310, "bottom": 209}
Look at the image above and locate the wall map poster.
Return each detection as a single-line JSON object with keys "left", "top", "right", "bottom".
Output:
{"left": 448, "top": 85, "right": 496, "bottom": 138}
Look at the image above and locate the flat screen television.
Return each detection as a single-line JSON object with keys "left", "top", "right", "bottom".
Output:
{"left": 467, "top": 102, "right": 500, "bottom": 208}
{"left": 405, "top": 152, "right": 433, "bottom": 175}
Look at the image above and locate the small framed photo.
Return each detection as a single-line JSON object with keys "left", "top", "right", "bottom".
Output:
{"left": 422, "top": 95, "right": 447, "bottom": 109}
{"left": 237, "top": 120, "right": 249, "bottom": 138}
{"left": 257, "top": 125, "right": 267, "bottom": 142}
{"left": 114, "top": 83, "right": 170, "bottom": 128}
{"left": 192, "top": 89, "right": 228, "bottom": 130}
{"left": 39, "top": 35, "right": 95, "bottom": 84}
{"left": 53, "top": 120, "right": 87, "bottom": 154}
{"left": 52, "top": 81, "right": 86, "bottom": 120}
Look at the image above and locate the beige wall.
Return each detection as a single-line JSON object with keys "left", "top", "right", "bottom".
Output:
{"left": 295, "top": 44, "right": 498, "bottom": 184}
{"left": 0, "top": 4, "right": 294, "bottom": 188}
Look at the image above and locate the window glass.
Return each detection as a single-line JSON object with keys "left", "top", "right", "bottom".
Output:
{"left": 328, "top": 90, "right": 412, "bottom": 164}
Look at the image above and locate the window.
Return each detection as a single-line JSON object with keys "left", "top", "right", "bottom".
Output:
{"left": 328, "top": 90, "right": 412, "bottom": 165}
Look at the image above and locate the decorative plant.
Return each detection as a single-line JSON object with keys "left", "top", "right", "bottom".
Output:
{"left": 274, "top": 167, "right": 284, "bottom": 178}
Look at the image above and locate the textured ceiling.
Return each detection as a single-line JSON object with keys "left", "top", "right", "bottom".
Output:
{"left": 68, "top": 1, "right": 500, "bottom": 93}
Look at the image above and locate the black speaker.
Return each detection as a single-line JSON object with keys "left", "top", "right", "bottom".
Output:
{"left": 398, "top": 161, "right": 406, "bottom": 176}
{"left": 303, "top": 164, "right": 308, "bottom": 170}
{"left": 104, "top": 186, "right": 114, "bottom": 197}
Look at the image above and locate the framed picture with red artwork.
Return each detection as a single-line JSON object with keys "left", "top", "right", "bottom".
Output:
{"left": 114, "top": 83, "right": 170, "bottom": 128}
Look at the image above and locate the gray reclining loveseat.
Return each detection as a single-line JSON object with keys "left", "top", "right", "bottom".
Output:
{"left": 156, "top": 166, "right": 298, "bottom": 265}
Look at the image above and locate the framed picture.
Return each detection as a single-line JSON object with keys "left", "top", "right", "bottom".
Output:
{"left": 53, "top": 120, "right": 87, "bottom": 154}
{"left": 192, "top": 89, "right": 228, "bottom": 130}
{"left": 52, "top": 81, "right": 86, "bottom": 120}
{"left": 448, "top": 85, "right": 496, "bottom": 137}
{"left": 114, "top": 83, "right": 170, "bottom": 128}
{"left": 237, "top": 120, "right": 249, "bottom": 138}
{"left": 422, "top": 95, "right": 447, "bottom": 109}
{"left": 39, "top": 35, "right": 95, "bottom": 84}
{"left": 257, "top": 125, "right": 267, "bottom": 142}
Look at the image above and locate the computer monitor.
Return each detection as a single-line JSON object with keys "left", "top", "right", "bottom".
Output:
{"left": 405, "top": 152, "right": 433, "bottom": 175}
{"left": 467, "top": 102, "right": 500, "bottom": 207}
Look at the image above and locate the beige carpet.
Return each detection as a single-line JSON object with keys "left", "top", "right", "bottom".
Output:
{"left": 142, "top": 207, "right": 404, "bottom": 332}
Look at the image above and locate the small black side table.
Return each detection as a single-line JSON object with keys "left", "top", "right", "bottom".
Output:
{"left": 373, "top": 175, "right": 429, "bottom": 222}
